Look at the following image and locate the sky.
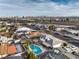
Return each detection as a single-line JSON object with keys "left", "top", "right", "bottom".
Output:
{"left": 0, "top": 0, "right": 79, "bottom": 16}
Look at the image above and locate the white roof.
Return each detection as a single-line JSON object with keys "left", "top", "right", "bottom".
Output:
{"left": 16, "top": 27, "right": 32, "bottom": 32}
{"left": 65, "top": 28, "right": 79, "bottom": 34}
{"left": 0, "top": 36, "right": 13, "bottom": 42}
{"left": 0, "top": 36, "right": 7, "bottom": 41}
{"left": 52, "top": 35, "right": 63, "bottom": 45}
{"left": 53, "top": 43, "right": 62, "bottom": 48}
{"left": 54, "top": 25, "right": 75, "bottom": 28}
{"left": 64, "top": 34, "right": 79, "bottom": 40}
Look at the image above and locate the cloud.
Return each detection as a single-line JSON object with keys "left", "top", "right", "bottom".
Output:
{"left": 0, "top": 0, "right": 79, "bottom": 16}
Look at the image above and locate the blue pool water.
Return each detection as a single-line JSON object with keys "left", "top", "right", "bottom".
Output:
{"left": 29, "top": 44, "right": 42, "bottom": 55}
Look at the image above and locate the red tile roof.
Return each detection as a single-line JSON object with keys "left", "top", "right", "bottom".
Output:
{"left": 0, "top": 43, "right": 16, "bottom": 55}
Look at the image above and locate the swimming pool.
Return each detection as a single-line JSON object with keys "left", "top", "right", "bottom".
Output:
{"left": 29, "top": 44, "right": 42, "bottom": 55}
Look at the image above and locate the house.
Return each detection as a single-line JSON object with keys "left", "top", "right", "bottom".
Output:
{"left": 15, "top": 27, "right": 33, "bottom": 33}
{"left": 0, "top": 36, "right": 13, "bottom": 43}
{"left": 28, "top": 31, "right": 41, "bottom": 38}
{"left": 65, "top": 28, "right": 79, "bottom": 34}
{"left": 0, "top": 43, "right": 25, "bottom": 59}
{"left": 0, "top": 43, "right": 16, "bottom": 58}
{"left": 40, "top": 34, "right": 53, "bottom": 47}
{"left": 15, "top": 30, "right": 41, "bottom": 39}
{"left": 40, "top": 34, "right": 63, "bottom": 48}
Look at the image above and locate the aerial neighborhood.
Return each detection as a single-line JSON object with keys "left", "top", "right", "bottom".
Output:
{"left": 0, "top": 16, "right": 79, "bottom": 59}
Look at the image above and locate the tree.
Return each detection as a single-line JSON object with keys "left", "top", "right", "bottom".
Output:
{"left": 63, "top": 43, "right": 67, "bottom": 47}
{"left": 66, "top": 18, "right": 69, "bottom": 22}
